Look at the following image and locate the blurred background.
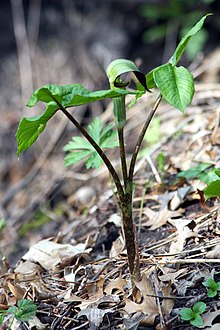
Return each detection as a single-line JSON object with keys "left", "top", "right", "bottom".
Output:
{"left": 0, "top": 0, "right": 219, "bottom": 262}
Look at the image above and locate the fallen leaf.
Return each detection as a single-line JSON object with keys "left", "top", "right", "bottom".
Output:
{"left": 197, "top": 310, "right": 220, "bottom": 329}
{"left": 77, "top": 294, "right": 120, "bottom": 327}
{"left": 123, "top": 272, "right": 174, "bottom": 325}
{"left": 21, "top": 239, "right": 89, "bottom": 271}
{"left": 206, "top": 244, "right": 220, "bottom": 259}
{"left": 168, "top": 219, "right": 198, "bottom": 254}
{"left": 124, "top": 312, "right": 146, "bottom": 330}
{"left": 109, "top": 236, "right": 124, "bottom": 258}
{"left": 104, "top": 276, "right": 127, "bottom": 295}
{"left": 77, "top": 306, "right": 113, "bottom": 328}
{"left": 143, "top": 192, "right": 181, "bottom": 230}
{"left": 159, "top": 268, "right": 187, "bottom": 283}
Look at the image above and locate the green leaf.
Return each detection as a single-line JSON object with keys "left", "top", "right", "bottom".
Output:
{"left": 153, "top": 63, "right": 194, "bottom": 111}
{"left": 214, "top": 169, "right": 220, "bottom": 177}
{"left": 202, "top": 278, "right": 217, "bottom": 289}
{"left": 190, "top": 314, "right": 204, "bottom": 327}
{"left": 204, "top": 180, "right": 220, "bottom": 199}
{"left": 207, "top": 288, "right": 218, "bottom": 298}
{"left": 64, "top": 117, "right": 119, "bottom": 169}
{"left": 180, "top": 308, "right": 194, "bottom": 321}
{"left": 106, "top": 58, "right": 148, "bottom": 90}
{"left": 198, "top": 168, "right": 220, "bottom": 184}
{"left": 15, "top": 299, "right": 37, "bottom": 322}
{"left": 16, "top": 84, "right": 138, "bottom": 156}
{"left": 177, "top": 163, "right": 211, "bottom": 180}
{"left": 0, "top": 312, "right": 6, "bottom": 325}
{"left": 192, "top": 302, "right": 206, "bottom": 315}
{"left": 8, "top": 306, "right": 17, "bottom": 315}
{"left": 146, "top": 70, "right": 157, "bottom": 89}
{"left": 203, "top": 278, "right": 218, "bottom": 297}
{"left": 172, "top": 14, "right": 212, "bottom": 66}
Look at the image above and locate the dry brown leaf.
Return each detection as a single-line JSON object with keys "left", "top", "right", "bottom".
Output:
{"left": 169, "top": 186, "right": 192, "bottom": 210}
{"left": 109, "top": 236, "right": 124, "bottom": 258}
{"left": 197, "top": 310, "right": 220, "bottom": 329}
{"left": 143, "top": 192, "right": 182, "bottom": 230}
{"left": 161, "top": 285, "right": 174, "bottom": 317}
{"left": 168, "top": 219, "right": 198, "bottom": 254}
{"left": 104, "top": 276, "right": 127, "bottom": 295}
{"left": 123, "top": 273, "right": 174, "bottom": 325}
{"left": 143, "top": 207, "right": 178, "bottom": 230}
{"left": 159, "top": 267, "right": 187, "bottom": 283}
{"left": 123, "top": 312, "right": 146, "bottom": 330}
{"left": 78, "top": 306, "right": 113, "bottom": 328}
{"left": 78, "top": 294, "right": 120, "bottom": 312}
{"left": 7, "top": 281, "right": 25, "bottom": 300}
{"left": 206, "top": 244, "right": 220, "bottom": 259}
{"left": 21, "top": 239, "right": 90, "bottom": 271}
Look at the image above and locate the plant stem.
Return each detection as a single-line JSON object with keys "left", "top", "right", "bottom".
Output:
{"left": 128, "top": 94, "right": 162, "bottom": 182}
{"left": 121, "top": 184, "right": 141, "bottom": 283}
{"left": 118, "top": 127, "right": 128, "bottom": 187}
{"left": 61, "top": 107, "right": 125, "bottom": 199}
{"left": 120, "top": 94, "right": 162, "bottom": 285}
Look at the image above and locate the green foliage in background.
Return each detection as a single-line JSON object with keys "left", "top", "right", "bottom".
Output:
{"left": 177, "top": 162, "right": 220, "bottom": 199}
{"left": 64, "top": 118, "right": 119, "bottom": 169}
{"left": 140, "top": 0, "right": 214, "bottom": 60}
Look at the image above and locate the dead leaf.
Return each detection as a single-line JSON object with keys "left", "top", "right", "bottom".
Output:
{"left": 159, "top": 268, "right": 187, "bottom": 283}
{"left": 77, "top": 294, "right": 120, "bottom": 327}
{"left": 7, "top": 281, "right": 25, "bottom": 300}
{"left": 143, "top": 192, "right": 181, "bottom": 230}
{"left": 109, "top": 236, "right": 124, "bottom": 258}
{"left": 168, "top": 219, "right": 198, "bottom": 254}
{"left": 206, "top": 244, "right": 220, "bottom": 259}
{"left": 169, "top": 186, "right": 192, "bottom": 210}
{"left": 21, "top": 239, "right": 89, "bottom": 271}
{"left": 104, "top": 276, "right": 127, "bottom": 295}
{"left": 77, "top": 306, "right": 113, "bottom": 329}
{"left": 123, "top": 273, "right": 157, "bottom": 324}
{"left": 123, "top": 312, "right": 146, "bottom": 330}
{"left": 197, "top": 310, "right": 220, "bottom": 329}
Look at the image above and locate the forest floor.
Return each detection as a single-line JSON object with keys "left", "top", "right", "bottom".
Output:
{"left": 0, "top": 46, "right": 220, "bottom": 329}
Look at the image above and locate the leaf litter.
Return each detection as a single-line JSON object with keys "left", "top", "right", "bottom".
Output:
{"left": 1, "top": 55, "right": 220, "bottom": 329}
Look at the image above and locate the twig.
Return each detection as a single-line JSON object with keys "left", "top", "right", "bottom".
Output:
{"left": 145, "top": 153, "right": 162, "bottom": 183}
{"left": 154, "top": 258, "right": 220, "bottom": 264}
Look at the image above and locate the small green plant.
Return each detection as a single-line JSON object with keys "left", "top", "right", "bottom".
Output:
{"left": 180, "top": 302, "right": 206, "bottom": 327}
{"left": 203, "top": 278, "right": 220, "bottom": 297}
{"left": 0, "top": 218, "right": 6, "bottom": 233}
{"left": 177, "top": 162, "right": 220, "bottom": 199}
{"left": 15, "top": 15, "right": 211, "bottom": 287}
{"left": 0, "top": 299, "right": 37, "bottom": 329}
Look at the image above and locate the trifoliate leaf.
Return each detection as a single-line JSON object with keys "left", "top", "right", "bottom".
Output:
{"left": 64, "top": 117, "right": 119, "bottom": 169}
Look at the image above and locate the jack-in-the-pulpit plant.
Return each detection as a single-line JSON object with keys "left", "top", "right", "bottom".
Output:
{"left": 16, "top": 14, "right": 211, "bottom": 287}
